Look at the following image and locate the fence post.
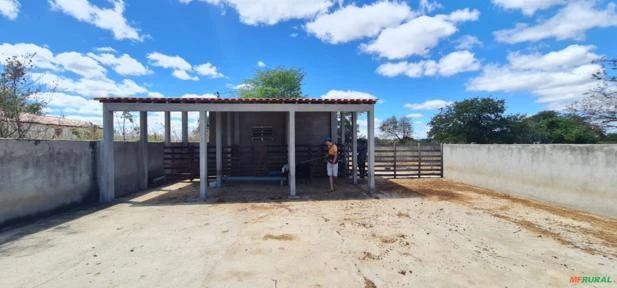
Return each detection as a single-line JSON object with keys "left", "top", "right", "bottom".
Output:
{"left": 417, "top": 142, "right": 422, "bottom": 178}
{"left": 440, "top": 143, "right": 444, "bottom": 178}
{"left": 393, "top": 143, "right": 397, "bottom": 179}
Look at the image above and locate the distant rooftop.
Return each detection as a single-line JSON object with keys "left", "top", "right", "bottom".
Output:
{"left": 18, "top": 114, "right": 100, "bottom": 128}
{"left": 94, "top": 97, "right": 378, "bottom": 105}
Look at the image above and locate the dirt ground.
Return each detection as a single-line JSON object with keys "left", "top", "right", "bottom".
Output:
{"left": 1, "top": 178, "right": 616, "bottom": 288}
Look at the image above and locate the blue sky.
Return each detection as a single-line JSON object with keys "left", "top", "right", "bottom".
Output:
{"left": 1, "top": 0, "right": 616, "bottom": 138}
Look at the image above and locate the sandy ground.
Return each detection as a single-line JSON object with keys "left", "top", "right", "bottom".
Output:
{"left": 1, "top": 178, "right": 616, "bottom": 288}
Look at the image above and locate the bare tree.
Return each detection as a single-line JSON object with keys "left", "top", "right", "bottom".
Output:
{"left": 379, "top": 115, "right": 413, "bottom": 142}
{"left": 0, "top": 56, "right": 47, "bottom": 138}
{"left": 569, "top": 59, "right": 617, "bottom": 129}
{"left": 115, "top": 112, "right": 136, "bottom": 141}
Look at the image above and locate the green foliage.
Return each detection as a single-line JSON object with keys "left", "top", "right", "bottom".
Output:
{"left": 238, "top": 68, "right": 304, "bottom": 98}
{"left": 428, "top": 98, "right": 519, "bottom": 143}
{"left": 428, "top": 97, "right": 607, "bottom": 144}
{"left": 0, "top": 56, "right": 47, "bottom": 138}
{"left": 523, "top": 111, "right": 603, "bottom": 144}
{"left": 379, "top": 115, "right": 413, "bottom": 142}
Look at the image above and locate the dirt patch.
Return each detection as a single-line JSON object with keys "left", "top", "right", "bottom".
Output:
{"left": 387, "top": 178, "right": 617, "bottom": 257}
{"left": 263, "top": 234, "right": 295, "bottom": 241}
{"left": 363, "top": 277, "right": 377, "bottom": 288}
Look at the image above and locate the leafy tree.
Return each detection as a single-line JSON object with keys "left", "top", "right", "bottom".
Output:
{"left": 0, "top": 56, "right": 47, "bottom": 138}
{"left": 428, "top": 98, "right": 519, "bottom": 143}
{"left": 379, "top": 115, "right": 413, "bottom": 142}
{"left": 523, "top": 111, "right": 603, "bottom": 144}
{"left": 569, "top": 59, "right": 617, "bottom": 129}
{"left": 239, "top": 68, "right": 304, "bottom": 98}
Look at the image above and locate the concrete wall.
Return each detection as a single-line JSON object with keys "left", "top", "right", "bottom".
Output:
{"left": 210, "top": 112, "right": 330, "bottom": 146}
{"left": 443, "top": 144, "right": 617, "bottom": 218}
{"left": 0, "top": 139, "right": 164, "bottom": 226}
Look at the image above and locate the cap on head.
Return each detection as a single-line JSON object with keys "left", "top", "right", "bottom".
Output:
{"left": 323, "top": 136, "right": 332, "bottom": 143}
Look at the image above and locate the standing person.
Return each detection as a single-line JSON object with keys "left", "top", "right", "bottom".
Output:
{"left": 324, "top": 137, "right": 338, "bottom": 193}
{"left": 357, "top": 139, "right": 367, "bottom": 179}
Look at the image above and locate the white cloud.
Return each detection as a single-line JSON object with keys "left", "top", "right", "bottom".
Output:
{"left": 49, "top": 0, "right": 143, "bottom": 41}
{"left": 305, "top": 1, "right": 414, "bottom": 44}
{"left": 95, "top": 47, "right": 116, "bottom": 53}
{"left": 377, "top": 50, "right": 481, "bottom": 78}
{"left": 454, "top": 35, "right": 482, "bottom": 50}
{"left": 257, "top": 60, "right": 266, "bottom": 67}
{"left": 40, "top": 92, "right": 102, "bottom": 117}
{"left": 405, "top": 99, "right": 453, "bottom": 110}
{"left": 418, "top": 0, "right": 442, "bottom": 15}
{"left": 180, "top": 0, "right": 334, "bottom": 25}
{"left": 361, "top": 9, "right": 479, "bottom": 59}
{"left": 443, "top": 8, "right": 480, "bottom": 23}
{"left": 32, "top": 72, "right": 149, "bottom": 97}
{"left": 0, "top": 0, "right": 20, "bottom": 20}
{"left": 195, "top": 62, "right": 224, "bottom": 78}
{"left": 492, "top": 0, "right": 564, "bottom": 16}
{"left": 181, "top": 93, "right": 218, "bottom": 98}
{"left": 148, "top": 92, "right": 165, "bottom": 98}
{"left": 172, "top": 70, "right": 199, "bottom": 81}
{"left": 0, "top": 43, "right": 57, "bottom": 70}
{"left": 467, "top": 45, "right": 602, "bottom": 108}
{"left": 54, "top": 52, "right": 107, "bottom": 79}
{"left": 232, "top": 83, "right": 252, "bottom": 90}
{"left": 147, "top": 52, "right": 223, "bottom": 81}
{"left": 494, "top": 1, "right": 617, "bottom": 43}
{"left": 88, "top": 53, "right": 151, "bottom": 76}
{"left": 147, "top": 52, "right": 192, "bottom": 71}
{"left": 320, "top": 89, "right": 377, "bottom": 100}
{"left": 406, "top": 113, "right": 424, "bottom": 118}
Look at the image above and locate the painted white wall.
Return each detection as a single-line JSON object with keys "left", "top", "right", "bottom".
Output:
{"left": 444, "top": 144, "right": 617, "bottom": 218}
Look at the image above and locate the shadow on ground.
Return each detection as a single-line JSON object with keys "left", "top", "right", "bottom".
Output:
{"left": 123, "top": 178, "right": 425, "bottom": 207}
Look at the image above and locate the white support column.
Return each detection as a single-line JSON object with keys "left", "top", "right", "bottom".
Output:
{"left": 226, "top": 112, "right": 232, "bottom": 146}
{"left": 368, "top": 108, "right": 376, "bottom": 193}
{"left": 352, "top": 112, "right": 358, "bottom": 184}
{"left": 216, "top": 112, "right": 223, "bottom": 187}
{"left": 330, "top": 112, "right": 337, "bottom": 142}
{"left": 164, "top": 111, "right": 171, "bottom": 145}
{"left": 199, "top": 111, "right": 208, "bottom": 200}
{"left": 288, "top": 111, "right": 296, "bottom": 197}
{"left": 140, "top": 112, "right": 149, "bottom": 190}
{"left": 101, "top": 105, "right": 115, "bottom": 203}
{"left": 181, "top": 111, "right": 189, "bottom": 144}
{"left": 340, "top": 112, "right": 346, "bottom": 177}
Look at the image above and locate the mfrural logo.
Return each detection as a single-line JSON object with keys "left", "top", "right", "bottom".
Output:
{"left": 570, "top": 275, "right": 613, "bottom": 285}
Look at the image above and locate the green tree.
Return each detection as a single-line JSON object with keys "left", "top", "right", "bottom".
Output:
{"left": 0, "top": 56, "right": 47, "bottom": 138}
{"left": 379, "top": 115, "right": 413, "bottom": 142}
{"left": 523, "top": 111, "right": 604, "bottom": 144}
{"left": 428, "top": 98, "right": 519, "bottom": 143}
{"left": 238, "top": 68, "right": 304, "bottom": 98}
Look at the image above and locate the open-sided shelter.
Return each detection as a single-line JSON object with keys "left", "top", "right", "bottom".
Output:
{"left": 95, "top": 97, "right": 377, "bottom": 202}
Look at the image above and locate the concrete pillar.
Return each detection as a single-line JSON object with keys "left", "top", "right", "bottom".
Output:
{"left": 181, "top": 111, "right": 189, "bottom": 144}
{"left": 352, "top": 112, "right": 358, "bottom": 184}
{"left": 140, "top": 112, "right": 149, "bottom": 190}
{"left": 164, "top": 111, "right": 171, "bottom": 145}
{"left": 199, "top": 111, "right": 208, "bottom": 200}
{"left": 101, "top": 106, "right": 115, "bottom": 203}
{"left": 368, "top": 109, "right": 376, "bottom": 193}
{"left": 288, "top": 111, "right": 296, "bottom": 197}
{"left": 330, "top": 112, "right": 337, "bottom": 142}
{"left": 216, "top": 112, "right": 223, "bottom": 187}
{"left": 340, "top": 112, "right": 346, "bottom": 176}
